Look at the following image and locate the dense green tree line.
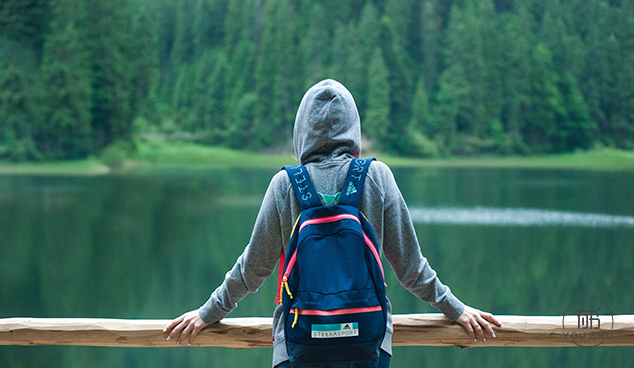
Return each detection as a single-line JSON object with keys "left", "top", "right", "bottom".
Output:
{"left": 1, "top": 0, "right": 633, "bottom": 160}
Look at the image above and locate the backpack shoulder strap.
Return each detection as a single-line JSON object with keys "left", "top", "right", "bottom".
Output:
{"left": 338, "top": 157, "right": 375, "bottom": 208}
{"left": 283, "top": 165, "right": 322, "bottom": 210}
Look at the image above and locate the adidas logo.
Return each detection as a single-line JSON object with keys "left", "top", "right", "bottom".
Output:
{"left": 346, "top": 182, "right": 357, "bottom": 196}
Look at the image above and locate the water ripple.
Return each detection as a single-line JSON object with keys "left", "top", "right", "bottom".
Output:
{"left": 409, "top": 207, "right": 634, "bottom": 228}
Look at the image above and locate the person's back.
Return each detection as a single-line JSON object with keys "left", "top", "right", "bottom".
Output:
{"left": 267, "top": 80, "right": 464, "bottom": 367}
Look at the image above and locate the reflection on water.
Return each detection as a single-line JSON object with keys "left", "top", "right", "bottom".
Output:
{"left": 410, "top": 207, "right": 634, "bottom": 228}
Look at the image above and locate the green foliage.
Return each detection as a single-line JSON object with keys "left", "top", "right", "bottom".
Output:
{"left": 0, "top": 0, "right": 49, "bottom": 49}
{"left": 410, "top": 76, "right": 430, "bottom": 134}
{"left": 226, "top": 92, "right": 257, "bottom": 149}
{"left": 420, "top": 0, "right": 441, "bottom": 92}
{"left": 301, "top": 3, "right": 328, "bottom": 89}
{"left": 365, "top": 48, "right": 391, "bottom": 147}
{"left": 41, "top": 0, "right": 92, "bottom": 159}
{"left": 378, "top": 15, "right": 414, "bottom": 154}
{"left": 0, "top": 56, "right": 44, "bottom": 161}
{"left": 197, "top": 50, "right": 229, "bottom": 144}
{"left": 406, "top": 130, "right": 440, "bottom": 158}
{"left": 253, "top": 0, "right": 297, "bottom": 148}
{"left": 525, "top": 43, "right": 565, "bottom": 153}
{"left": 356, "top": 2, "right": 380, "bottom": 116}
{"left": 99, "top": 139, "right": 137, "bottom": 169}
{"left": 86, "top": 0, "right": 135, "bottom": 150}
{"left": 131, "top": 6, "right": 160, "bottom": 124}
{"left": 406, "top": 76, "right": 440, "bottom": 157}
{"left": 1, "top": 0, "right": 634, "bottom": 161}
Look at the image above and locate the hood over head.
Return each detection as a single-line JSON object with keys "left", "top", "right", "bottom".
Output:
{"left": 293, "top": 79, "right": 361, "bottom": 165}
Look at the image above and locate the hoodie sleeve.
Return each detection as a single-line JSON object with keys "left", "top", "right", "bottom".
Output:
{"left": 198, "top": 174, "right": 286, "bottom": 324}
{"left": 378, "top": 164, "right": 465, "bottom": 321}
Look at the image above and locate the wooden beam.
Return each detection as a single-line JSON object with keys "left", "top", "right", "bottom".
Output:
{"left": 1, "top": 314, "right": 633, "bottom": 348}
{"left": 392, "top": 314, "right": 634, "bottom": 347}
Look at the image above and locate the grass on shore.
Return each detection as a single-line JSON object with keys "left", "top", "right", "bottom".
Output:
{"left": 0, "top": 158, "right": 110, "bottom": 176}
{"left": 1, "top": 140, "right": 634, "bottom": 176}
{"left": 379, "top": 147, "right": 634, "bottom": 171}
{"left": 135, "top": 140, "right": 297, "bottom": 168}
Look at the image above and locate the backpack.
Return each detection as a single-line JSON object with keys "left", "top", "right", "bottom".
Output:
{"left": 276, "top": 157, "right": 387, "bottom": 364}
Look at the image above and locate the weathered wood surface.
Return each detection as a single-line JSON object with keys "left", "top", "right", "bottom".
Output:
{"left": 392, "top": 314, "right": 634, "bottom": 347}
{"left": 1, "top": 314, "right": 633, "bottom": 348}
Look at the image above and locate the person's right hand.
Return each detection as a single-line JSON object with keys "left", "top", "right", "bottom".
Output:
{"left": 163, "top": 309, "right": 209, "bottom": 346}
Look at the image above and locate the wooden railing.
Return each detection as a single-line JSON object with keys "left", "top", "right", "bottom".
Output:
{"left": 1, "top": 314, "right": 633, "bottom": 348}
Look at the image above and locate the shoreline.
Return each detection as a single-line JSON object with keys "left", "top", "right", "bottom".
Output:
{"left": 1, "top": 142, "right": 633, "bottom": 176}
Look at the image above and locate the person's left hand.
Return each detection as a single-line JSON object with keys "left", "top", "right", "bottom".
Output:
{"left": 163, "top": 309, "right": 209, "bottom": 345}
{"left": 454, "top": 305, "right": 501, "bottom": 342}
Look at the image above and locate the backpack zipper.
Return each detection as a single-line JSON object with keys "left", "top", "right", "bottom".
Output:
{"left": 289, "top": 306, "right": 382, "bottom": 328}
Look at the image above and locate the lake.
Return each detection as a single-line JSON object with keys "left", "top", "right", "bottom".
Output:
{"left": 1, "top": 166, "right": 633, "bottom": 367}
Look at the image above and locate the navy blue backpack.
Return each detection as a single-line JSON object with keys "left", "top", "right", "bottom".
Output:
{"left": 277, "top": 158, "right": 387, "bottom": 364}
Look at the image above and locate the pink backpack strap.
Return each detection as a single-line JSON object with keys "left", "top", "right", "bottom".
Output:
{"left": 274, "top": 249, "right": 286, "bottom": 304}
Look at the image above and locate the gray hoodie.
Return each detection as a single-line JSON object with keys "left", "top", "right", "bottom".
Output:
{"left": 199, "top": 79, "right": 464, "bottom": 367}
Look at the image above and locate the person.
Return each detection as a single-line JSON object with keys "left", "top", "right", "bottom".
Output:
{"left": 164, "top": 79, "right": 501, "bottom": 367}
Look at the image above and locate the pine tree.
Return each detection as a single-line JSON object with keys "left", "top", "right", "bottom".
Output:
{"left": 225, "top": 38, "right": 256, "bottom": 145}
{"left": 202, "top": 50, "right": 229, "bottom": 143}
{"left": 253, "top": 0, "right": 297, "bottom": 148}
{"left": 378, "top": 15, "right": 413, "bottom": 154}
{"left": 0, "top": 0, "right": 50, "bottom": 53}
{"left": 191, "top": 50, "right": 217, "bottom": 132}
{"left": 420, "top": 0, "right": 441, "bottom": 92}
{"left": 131, "top": 6, "right": 160, "bottom": 123}
{"left": 41, "top": 0, "right": 93, "bottom": 159}
{"left": 343, "top": 21, "right": 365, "bottom": 105}
{"left": 192, "top": 0, "right": 213, "bottom": 58}
{"left": 604, "top": 31, "right": 632, "bottom": 148}
{"left": 0, "top": 63, "right": 43, "bottom": 161}
{"left": 559, "top": 72, "right": 595, "bottom": 150}
{"left": 356, "top": 2, "right": 380, "bottom": 117}
{"left": 171, "top": 63, "right": 196, "bottom": 129}
{"left": 223, "top": 0, "right": 257, "bottom": 146}
{"left": 86, "top": 0, "right": 135, "bottom": 149}
{"left": 384, "top": 0, "right": 416, "bottom": 57}
{"left": 525, "top": 43, "right": 566, "bottom": 152}
{"left": 605, "top": 1, "right": 634, "bottom": 148}
{"left": 226, "top": 92, "right": 257, "bottom": 149}
{"left": 0, "top": 0, "right": 49, "bottom": 160}
{"left": 170, "top": 0, "right": 195, "bottom": 66}
{"left": 193, "top": 0, "right": 228, "bottom": 57}
{"left": 407, "top": 75, "right": 439, "bottom": 157}
{"left": 498, "top": 3, "right": 533, "bottom": 153}
{"left": 223, "top": 0, "right": 243, "bottom": 58}
{"left": 479, "top": 0, "right": 504, "bottom": 144}
{"left": 433, "top": 65, "right": 463, "bottom": 152}
{"left": 330, "top": 22, "right": 347, "bottom": 83}
{"left": 449, "top": 1, "right": 485, "bottom": 137}
{"left": 540, "top": 0, "right": 583, "bottom": 80}
{"left": 301, "top": 3, "right": 329, "bottom": 89}
{"left": 410, "top": 76, "right": 430, "bottom": 134}
{"left": 437, "top": 0, "right": 502, "bottom": 153}
{"left": 580, "top": 4, "right": 609, "bottom": 146}
{"left": 618, "top": 1, "right": 634, "bottom": 148}
{"left": 365, "top": 48, "right": 390, "bottom": 148}
{"left": 155, "top": 0, "right": 178, "bottom": 100}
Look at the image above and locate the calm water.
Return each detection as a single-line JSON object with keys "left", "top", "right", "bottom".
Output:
{"left": 1, "top": 166, "right": 633, "bottom": 367}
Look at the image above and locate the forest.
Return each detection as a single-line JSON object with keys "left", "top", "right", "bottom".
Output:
{"left": 0, "top": 0, "right": 633, "bottom": 161}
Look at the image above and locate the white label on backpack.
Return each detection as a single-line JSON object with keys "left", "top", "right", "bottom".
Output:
{"left": 311, "top": 323, "right": 359, "bottom": 338}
